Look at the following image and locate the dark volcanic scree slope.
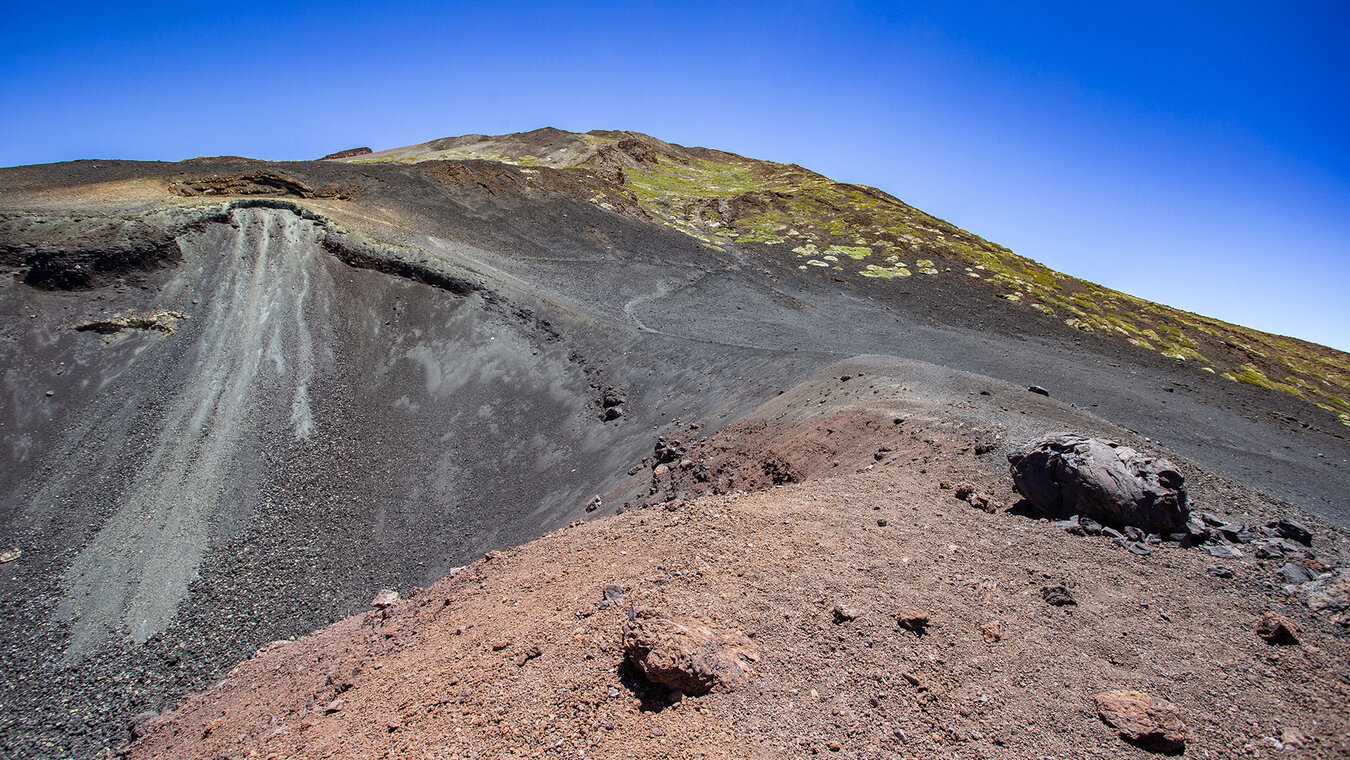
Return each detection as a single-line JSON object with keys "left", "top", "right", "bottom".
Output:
{"left": 0, "top": 128, "right": 1346, "bottom": 757}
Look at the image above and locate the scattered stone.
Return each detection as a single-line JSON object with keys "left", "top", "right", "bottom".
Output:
{"left": 973, "top": 440, "right": 997, "bottom": 456}
{"left": 1184, "top": 518, "right": 1211, "bottom": 544}
{"left": 484, "top": 550, "right": 505, "bottom": 562}
{"left": 1101, "top": 526, "right": 1125, "bottom": 541}
{"left": 1271, "top": 519, "right": 1313, "bottom": 546}
{"left": 1206, "top": 545, "right": 1243, "bottom": 559}
{"left": 621, "top": 609, "right": 757, "bottom": 695}
{"left": 128, "top": 711, "right": 159, "bottom": 741}
{"left": 1127, "top": 542, "right": 1152, "bottom": 556}
{"left": 980, "top": 620, "right": 1004, "bottom": 643}
{"left": 952, "top": 483, "right": 975, "bottom": 500}
{"left": 491, "top": 640, "right": 512, "bottom": 651}
{"left": 370, "top": 589, "right": 399, "bottom": 609}
{"left": 1122, "top": 526, "right": 1145, "bottom": 542}
{"left": 1053, "top": 516, "right": 1081, "bottom": 532}
{"left": 1206, "top": 566, "right": 1234, "bottom": 578}
{"left": 967, "top": 494, "right": 998, "bottom": 513}
{"left": 1254, "top": 539, "right": 1301, "bottom": 560}
{"left": 602, "top": 406, "right": 624, "bottom": 421}
{"left": 1279, "top": 563, "right": 1316, "bottom": 586}
{"left": 0, "top": 548, "right": 20, "bottom": 564}
{"left": 1041, "top": 585, "right": 1077, "bottom": 606}
{"left": 1280, "top": 727, "right": 1307, "bottom": 748}
{"left": 876, "top": 518, "right": 888, "bottom": 527}
{"left": 516, "top": 645, "right": 543, "bottom": 666}
{"left": 1027, "top": 385, "right": 1050, "bottom": 397}
{"left": 603, "top": 584, "right": 626, "bottom": 602}
{"left": 897, "top": 611, "right": 929, "bottom": 634}
{"left": 1298, "top": 568, "right": 1350, "bottom": 614}
{"left": 1255, "top": 613, "right": 1300, "bottom": 645}
{"left": 585, "top": 495, "right": 602, "bottom": 512}
{"left": 901, "top": 671, "right": 927, "bottom": 690}
{"left": 939, "top": 481, "right": 952, "bottom": 490}
{"left": 1093, "top": 689, "right": 1188, "bottom": 754}
{"left": 832, "top": 604, "right": 859, "bottom": 624}
{"left": 1218, "top": 523, "right": 1252, "bottom": 543}
{"left": 1200, "top": 512, "right": 1227, "bottom": 528}
{"left": 1079, "top": 516, "right": 1103, "bottom": 535}
{"left": 1007, "top": 434, "right": 1188, "bottom": 534}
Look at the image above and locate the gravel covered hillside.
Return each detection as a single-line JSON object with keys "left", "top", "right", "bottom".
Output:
{"left": 0, "top": 130, "right": 1346, "bottom": 758}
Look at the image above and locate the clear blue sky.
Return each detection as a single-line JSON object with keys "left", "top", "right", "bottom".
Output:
{"left": 3, "top": 1, "right": 1347, "bottom": 350}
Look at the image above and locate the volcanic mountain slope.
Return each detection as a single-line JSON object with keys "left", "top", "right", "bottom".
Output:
{"left": 0, "top": 128, "right": 1346, "bottom": 758}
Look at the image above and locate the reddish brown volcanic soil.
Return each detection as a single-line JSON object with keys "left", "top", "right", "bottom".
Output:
{"left": 124, "top": 392, "right": 1350, "bottom": 760}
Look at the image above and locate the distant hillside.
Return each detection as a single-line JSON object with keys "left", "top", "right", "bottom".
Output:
{"left": 340, "top": 127, "right": 1350, "bottom": 426}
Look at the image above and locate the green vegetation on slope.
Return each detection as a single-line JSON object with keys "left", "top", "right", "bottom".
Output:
{"left": 358, "top": 130, "right": 1350, "bottom": 424}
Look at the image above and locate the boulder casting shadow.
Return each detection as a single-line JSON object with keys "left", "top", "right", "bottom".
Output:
{"left": 1008, "top": 434, "right": 1189, "bottom": 534}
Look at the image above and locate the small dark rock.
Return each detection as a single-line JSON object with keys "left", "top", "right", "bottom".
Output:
{"left": 1278, "top": 563, "right": 1316, "bottom": 586}
{"left": 1027, "top": 385, "right": 1050, "bottom": 396}
{"left": 1272, "top": 519, "right": 1313, "bottom": 546}
{"left": 1079, "top": 516, "right": 1104, "bottom": 535}
{"left": 876, "top": 518, "right": 888, "bottom": 527}
{"left": 604, "top": 584, "right": 626, "bottom": 602}
{"left": 1200, "top": 512, "right": 1227, "bottom": 528}
{"left": 1041, "top": 585, "right": 1077, "bottom": 606}
{"left": 1122, "top": 526, "right": 1145, "bottom": 542}
{"left": 1127, "top": 542, "right": 1152, "bottom": 556}
{"left": 128, "top": 711, "right": 159, "bottom": 741}
{"left": 1184, "top": 518, "right": 1212, "bottom": 544}
{"left": 1206, "top": 566, "right": 1235, "bottom": 578}
{"left": 1206, "top": 545, "right": 1242, "bottom": 559}
{"left": 602, "top": 406, "right": 624, "bottom": 421}
{"left": 1255, "top": 613, "right": 1300, "bottom": 645}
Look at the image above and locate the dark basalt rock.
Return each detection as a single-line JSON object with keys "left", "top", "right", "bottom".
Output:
{"left": 1008, "top": 434, "right": 1189, "bottom": 534}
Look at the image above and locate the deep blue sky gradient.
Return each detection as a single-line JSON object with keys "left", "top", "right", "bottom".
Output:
{"left": 3, "top": 1, "right": 1347, "bottom": 349}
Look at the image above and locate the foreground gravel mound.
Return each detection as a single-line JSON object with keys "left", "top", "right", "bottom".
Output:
{"left": 120, "top": 401, "right": 1350, "bottom": 759}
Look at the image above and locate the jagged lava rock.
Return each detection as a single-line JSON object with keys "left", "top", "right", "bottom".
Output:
{"left": 1008, "top": 434, "right": 1189, "bottom": 534}
{"left": 1093, "top": 689, "right": 1189, "bottom": 754}
{"left": 620, "top": 609, "right": 757, "bottom": 696}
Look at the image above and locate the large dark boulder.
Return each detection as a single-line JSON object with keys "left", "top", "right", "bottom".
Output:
{"left": 1008, "top": 434, "right": 1189, "bottom": 534}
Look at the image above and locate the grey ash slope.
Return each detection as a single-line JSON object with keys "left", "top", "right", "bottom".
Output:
{"left": 0, "top": 131, "right": 1346, "bottom": 757}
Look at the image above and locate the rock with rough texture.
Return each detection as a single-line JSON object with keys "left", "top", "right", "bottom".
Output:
{"left": 1008, "top": 434, "right": 1188, "bottom": 534}
{"left": 1298, "top": 568, "right": 1350, "bottom": 614}
{"left": 1094, "top": 690, "right": 1188, "bottom": 754}
{"left": 1041, "top": 584, "right": 1077, "bottom": 606}
{"left": 621, "top": 609, "right": 757, "bottom": 695}
{"left": 369, "top": 589, "right": 399, "bottom": 609}
{"left": 1255, "top": 613, "right": 1300, "bottom": 645}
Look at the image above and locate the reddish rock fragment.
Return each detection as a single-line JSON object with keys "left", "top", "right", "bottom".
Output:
{"left": 1256, "top": 613, "right": 1300, "bottom": 645}
{"left": 1093, "top": 689, "right": 1188, "bottom": 754}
